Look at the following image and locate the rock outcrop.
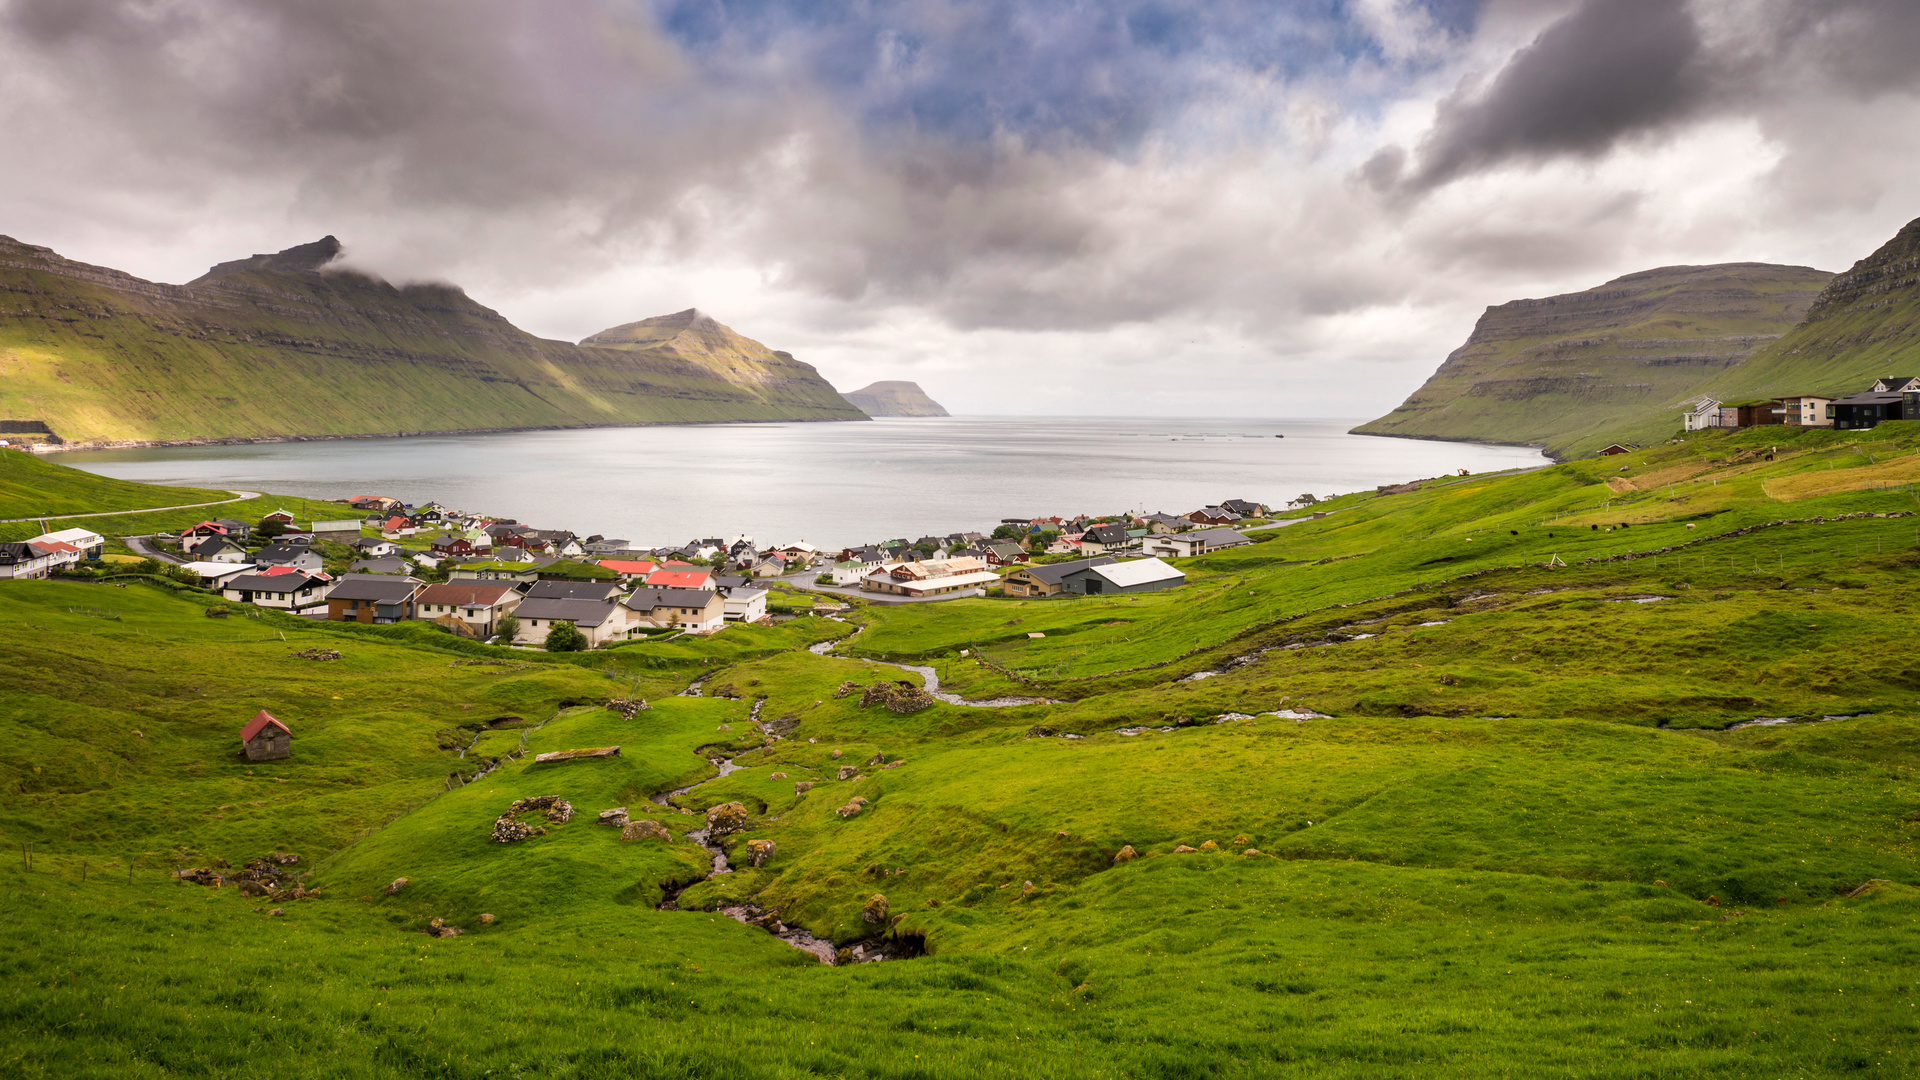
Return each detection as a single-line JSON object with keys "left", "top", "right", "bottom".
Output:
{"left": 705, "top": 802, "right": 750, "bottom": 837}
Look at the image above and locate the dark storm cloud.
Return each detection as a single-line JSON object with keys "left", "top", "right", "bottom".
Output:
{"left": 1372, "top": 0, "right": 1920, "bottom": 194}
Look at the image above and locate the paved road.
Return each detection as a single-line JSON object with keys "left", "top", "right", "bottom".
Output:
{"left": 0, "top": 490, "right": 261, "bottom": 525}
{"left": 124, "top": 534, "right": 186, "bottom": 564}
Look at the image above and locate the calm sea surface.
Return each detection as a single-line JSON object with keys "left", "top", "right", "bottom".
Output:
{"left": 50, "top": 418, "right": 1547, "bottom": 549}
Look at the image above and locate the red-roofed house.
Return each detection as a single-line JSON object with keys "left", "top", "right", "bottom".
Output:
{"left": 645, "top": 569, "right": 712, "bottom": 590}
{"left": 382, "top": 516, "right": 417, "bottom": 539}
{"left": 240, "top": 710, "right": 291, "bottom": 761}
{"left": 596, "top": 559, "right": 659, "bottom": 582}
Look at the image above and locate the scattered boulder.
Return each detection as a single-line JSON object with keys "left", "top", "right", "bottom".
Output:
{"left": 770, "top": 772, "right": 788, "bottom": 779}
{"left": 833, "top": 681, "right": 861, "bottom": 699}
{"left": 172, "top": 867, "right": 225, "bottom": 887}
{"left": 479, "top": 913, "right": 496, "bottom": 925}
{"left": 838, "top": 765, "right": 858, "bottom": 781}
{"left": 384, "top": 877, "right": 410, "bottom": 895}
{"left": 1231, "top": 834, "right": 1251, "bottom": 847}
{"left": 1242, "top": 848, "right": 1261, "bottom": 857}
{"left": 1113, "top": 846, "right": 1139, "bottom": 863}
{"left": 705, "top": 801, "right": 750, "bottom": 837}
{"left": 831, "top": 749, "right": 843, "bottom": 759}
{"left": 883, "top": 760, "right": 905, "bottom": 770}
{"left": 620, "top": 819, "right": 671, "bottom": 842}
{"left": 427, "top": 925, "right": 462, "bottom": 938}
{"left": 597, "top": 807, "right": 630, "bottom": 828}
{"left": 491, "top": 817, "right": 537, "bottom": 843}
{"left": 868, "top": 752, "right": 887, "bottom": 766}
{"left": 1174, "top": 845, "right": 1197, "bottom": 854}
{"left": 1198, "top": 840, "right": 1219, "bottom": 852}
{"left": 837, "top": 802, "right": 863, "bottom": 819}
{"left": 746, "top": 839, "right": 776, "bottom": 867}
{"left": 862, "top": 893, "right": 889, "bottom": 924}
{"left": 1021, "top": 880, "right": 1036, "bottom": 897}
{"left": 794, "top": 781, "right": 815, "bottom": 794}
{"left": 266, "top": 907, "right": 284, "bottom": 917}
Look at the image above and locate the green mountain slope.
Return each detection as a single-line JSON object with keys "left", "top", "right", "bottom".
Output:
{"left": 1352, "top": 263, "right": 1833, "bottom": 458}
{"left": 0, "top": 236, "right": 865, "bottom": 446}
{"left": 1693, "top": 216, "right": 1920, "bottom": 402}
{"left": 841, "top": 380, "right": 950, "bottom": 417}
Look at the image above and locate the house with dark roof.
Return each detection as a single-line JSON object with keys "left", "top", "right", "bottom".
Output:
{"left": 0, "top": 541, "right": 72, "bottom": 579}
{"left": 512, "top": 596, "right": 631, "bottom": 648}
{"left": 1145, "top": 527, "right": 1252, "bottom": 559}
{"left": 1185, "top": 506, "right": 1244, "bottom": 526}
{"left": 1079, "top": 523, "right": 1134, "bottom": 555}
{"left": 524, "top": 579, "right": 625, "bottom": 602}
{"left": 625, "top": 587, "right": 725, "bottom": 633}
{"left": 354, "top": 537, "right": 399, "bottom": 557}
{"left": 255, "top": 542, "right": 324, "bottom": 572}
{"left": 999, "top": 556, "right": 1118, "bottom": 598}
{"left": 1829, "top": 390, "right": 1909, "bottom": 430}
{"left": 189, "top": 535, "right": 249, "bottom": 563}
{"left": 1220, "top": 499, "right": 1268, "bottom": 518}
{"left": 220, "top": 571, "right": 335, "bottom": 612}
{"left": 325, "top": 574, "right": 425, "bottom": 623}
{"left": 349, "top": 556, "right": 414, "bottom": 576}
{"left": 240, "top": 710, "right": 291, "bottom": 762}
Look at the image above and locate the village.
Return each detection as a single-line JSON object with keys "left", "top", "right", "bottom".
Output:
{"left": 1680, "top": 376, "right": 1920, "bottom": 433}
{"left": 0, "top": 496, "right": 1276, "bottom": 651}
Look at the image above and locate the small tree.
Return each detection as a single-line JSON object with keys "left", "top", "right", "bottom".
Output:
{"left": 544, "top": 620, "right": 587, "bottom": 652}
{"left": 494, "top": 613, "right": 521, "bottom": 645}
{"left": 256, "top": 517, "right": 288, "bottom": 540}
{"left": 991, "top": 524, "right": 1023, "bottom": 541}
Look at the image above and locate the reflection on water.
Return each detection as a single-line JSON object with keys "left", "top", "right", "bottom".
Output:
{"left": 50, "top": 417, "right": 1547, "bottom": 548}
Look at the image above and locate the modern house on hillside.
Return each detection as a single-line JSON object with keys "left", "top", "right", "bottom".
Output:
{"left": 1829, "top": 390, "right": 1908, "bottom": 430}
{"left": 30, "top": 527, "right": 105, "bottom": 559}
{"left": 1078, "top": 523, "right": 1134, "bottom": 556}
{"left": 1776, "top": 395, "right": 1834, "bottom": 427}
{"left": 1681, "top": 397, "right": 1722, "bottom": 431}
{"left": 1145, "top": 528, "right": 1252, "bottom": 559}
{"left": 625, "top": 587, "right": 725, "bottom": 633}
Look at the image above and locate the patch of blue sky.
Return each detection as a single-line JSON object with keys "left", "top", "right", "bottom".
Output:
{"left": 642, "top": 0, "right": 1480, "bottom": 151}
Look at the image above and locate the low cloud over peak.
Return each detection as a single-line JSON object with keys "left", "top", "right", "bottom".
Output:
{"left": 2, "top": 0, "right": 1918, "bottom": 415}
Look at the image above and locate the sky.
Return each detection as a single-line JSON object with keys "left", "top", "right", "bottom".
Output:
{"left": 3, "top": 0, "right": 1919, "bottom": 417}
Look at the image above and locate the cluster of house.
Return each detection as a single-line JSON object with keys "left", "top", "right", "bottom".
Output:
{"left": 1682, "top": 377, "right": 1920, "bottom": 433}
{"left": 4, "top": 488, "right": 1279, "bottom": 639}
{"left": 0, "top": 527, "right": 106, "bottom": 579}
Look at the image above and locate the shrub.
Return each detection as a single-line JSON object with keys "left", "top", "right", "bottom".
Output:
{"left": 544, "top": 620, "right": 588, "bottom": 652}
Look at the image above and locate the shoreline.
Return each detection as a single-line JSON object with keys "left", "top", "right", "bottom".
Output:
{"left": 35, "top": 415, "right": 869, "bottom": 455}
{"left": 1346, "top": 427, "right": 1561, "bottom": 463}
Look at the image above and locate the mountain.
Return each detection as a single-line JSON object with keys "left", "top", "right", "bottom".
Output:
{"left": 0, "top": 236, "right": 865, "bottom": 447}
{"left": 1352, "top": 263, "right": 1834, "bottom": 459}
{"left": 1685, "top": 217, "right": 1920, "bottom": 405}
{"left": 841, "top": 380, "right": 949, "bottom": 417}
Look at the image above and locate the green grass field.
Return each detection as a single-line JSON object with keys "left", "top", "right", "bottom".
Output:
{"left": 5, "top": 431, "right": 1920, "bottom": 1077}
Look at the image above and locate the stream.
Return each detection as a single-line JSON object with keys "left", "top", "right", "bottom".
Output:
{"left": 810, "top": 632, "right": 1054, "bottom": 707}
{"left": 650, "top": 681, "right": 906, "bottom": 964}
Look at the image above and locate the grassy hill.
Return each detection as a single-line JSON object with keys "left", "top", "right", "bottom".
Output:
{"left": 1697, "top": 216, "right": 1920, "bottom": 404}
{"left": 6, "top": 440, "right": 1920, "bottom": 1075}
{"left": 842, "top": 380, "right": 950, "bottom": 417}
{"left": 1353, "top": 263, "right": 1833, "bottom": 459}
{"left": 0, "top": 236, "right": 865, "bottom": 447}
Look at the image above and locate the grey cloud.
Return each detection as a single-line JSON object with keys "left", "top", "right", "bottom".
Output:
{"left": 1373, "top": 0, "right": 1920, "bottom": 195}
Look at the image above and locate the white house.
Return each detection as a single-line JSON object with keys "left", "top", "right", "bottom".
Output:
{"left": 180, "top": 561, "right": 258, "bottom": 588}
{"left": 30, "top": 527, "right": 105, "bottom": 559}
{"left": 1145, "top": 528, "right": 1253, "bottom": 559}
{"left": 1681, "top": 397, "right": 1722, "bottom": 431}
{"left": 221, "top": 571, "right": 335, "bottom": 613}
{"left": 829, "top": 560, "right": 870, "bottom": 585}
{"left": 723, "top": 587, "right": 768, "bottom": 622}
{"left": 512, "top": 596, "right": 631, "bottom": 648}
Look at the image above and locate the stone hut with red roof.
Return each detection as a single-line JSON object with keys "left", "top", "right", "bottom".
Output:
{"left": 241, "top": 710, "right": 292, "bottom": 762}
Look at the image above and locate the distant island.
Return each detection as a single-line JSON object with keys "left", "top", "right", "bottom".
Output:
{"left": 0, "top": 237, "right": 866, "bottom": 449}
{"left": 842, "top": 381, "right": 949, "bottom": 417}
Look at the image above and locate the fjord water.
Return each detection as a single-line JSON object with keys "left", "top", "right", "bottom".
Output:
{"left": 51, "top": 418, "right": 1547, "bottom": 548}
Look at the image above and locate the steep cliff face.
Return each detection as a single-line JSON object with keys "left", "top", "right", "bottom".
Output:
{"left": 0, "top": 237, "right": 865, "bottom": 446}
{"left": 841, "top": 381, "right": 950, "bottom": 417}
{"left": 1702, "top": 217, "right": 1920, "bottom": 403}
{"left": 1352, "top": 263, "right": 1833, "bottom": 458}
